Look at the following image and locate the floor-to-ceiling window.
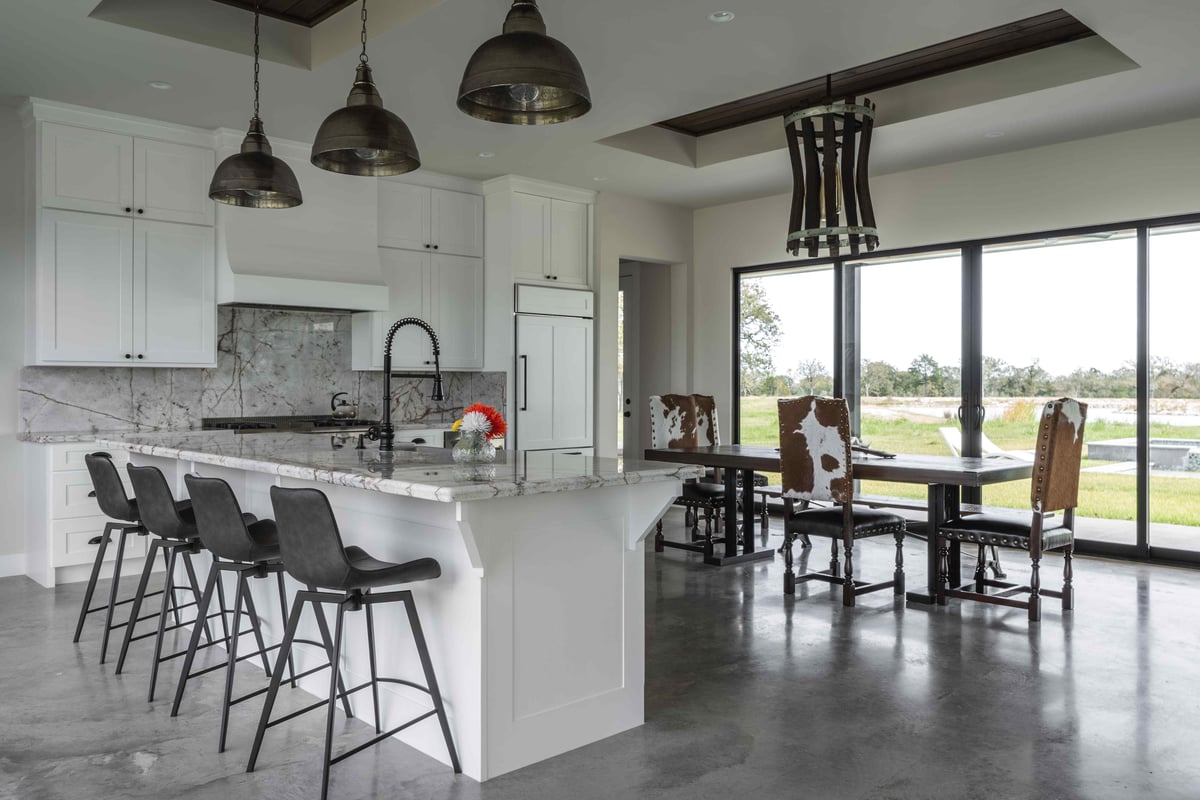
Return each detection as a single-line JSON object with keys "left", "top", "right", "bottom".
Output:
{"left": 736, "top": 268, "right": 835, "bottom": 449}
{"left": 1148, "top": 226, "right": 1200, "bottom": 555}
{"left": 981, "top": 233, "right": 1139, "bottom": 545}
{"left": 733, "top": 213, "right": 1200, "bottom": 566}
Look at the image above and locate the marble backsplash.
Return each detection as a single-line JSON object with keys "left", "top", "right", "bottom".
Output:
{"left": 19, "top": 307, "right": 505, "bottom": 435}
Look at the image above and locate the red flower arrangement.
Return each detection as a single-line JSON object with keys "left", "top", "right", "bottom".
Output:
{"left": 455, "top": 402, "right": 507, "bottom": 439}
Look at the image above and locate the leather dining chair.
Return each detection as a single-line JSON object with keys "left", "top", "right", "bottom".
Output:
{"left": 778, "top": 396, "right": 907, "bottom": 607}
{"left": 936, "top": 397, "right": 1088, "bottom": 622}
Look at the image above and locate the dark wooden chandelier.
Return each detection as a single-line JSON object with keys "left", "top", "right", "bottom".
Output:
{"left": 784, "top": 82, "right": 878, "bottom": 258}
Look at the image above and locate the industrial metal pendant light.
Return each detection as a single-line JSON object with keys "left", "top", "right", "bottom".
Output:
{"left": 209, "top": 2, "right": 302, "bottom": 208}
{"left": 311, "top": 0, "right": 420, "bottom": 176}
{"left": 784, "top": 76, "right": 878, "bottom": 257}
{"left": 457, "top": 0, "right": 591, "bottom": 125}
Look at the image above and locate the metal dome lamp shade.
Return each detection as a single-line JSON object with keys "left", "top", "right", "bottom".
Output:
{"left": 457, "top": 0, "right": 591, "bottom": 125}
{"left": 311, "top": 0, "right": 420, "bottom": 176}
{"left": 209, "top": 3, "right": 302, "bottom": 209}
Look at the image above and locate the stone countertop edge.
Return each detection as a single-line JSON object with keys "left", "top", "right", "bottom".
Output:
{"left": 20, "top": 423, "right": 456, "bottom": 445}
{"left": 95, "top": 435, "right": 705, "bottom": 503}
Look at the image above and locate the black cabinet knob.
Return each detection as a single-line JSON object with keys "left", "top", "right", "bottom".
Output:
{"left": 552, "top": 275, "right": 559, "bottom": 280}
{"left": 124, "top": 207, "right": 132, "bottom": 213}
{"left": 425, "top": 244, "right": 431, "bottom": 249}
{"left": 136, "top": 354, "right": 144, "bottom": 359}
{"left": 433, "top": 245, "right": 439, "bottom": 250}
{"left": 137, "top": 208, "right": 144, "bottom": 214}
{"left": 124, "top": 353, "right": 132, "bottom": 359}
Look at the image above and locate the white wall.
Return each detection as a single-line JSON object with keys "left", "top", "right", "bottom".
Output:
{"left": 0, "top": 105, "right": 27, "bottom": 573}
{"left": 595, "top": 192, "right": 693, "bottom": 457}
{"left": 693, "top": 116, "right": 1200, "bottom": 439}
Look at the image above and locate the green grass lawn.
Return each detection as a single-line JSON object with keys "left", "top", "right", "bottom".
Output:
{"left": 739, "top": 396, "right": 1200, "bottom": 526}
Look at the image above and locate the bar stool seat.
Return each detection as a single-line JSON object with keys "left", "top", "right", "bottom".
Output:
{"left": 247, "top": 485, "right": 460, "bottom": 800}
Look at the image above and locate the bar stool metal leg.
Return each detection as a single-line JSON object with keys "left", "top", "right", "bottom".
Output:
{"left": 115, "top": 538, "right": 165, "bottom": 675}
{"left": 247, "top": 594, "right": 306, "bottom": 773}
{"left": 276, "top": 572, "right": 297, "bottom": 688}
{"left": 402, "top": 591, "right": 462, "bottom": 774}
{"left": 364, "top": 592, "right": 382, "bottom": 735}
{"left": 239, "top": 579, "right": 274, "bottom": 678}
{"left": 147, "top": 546, "right": 181, "bottom": 702}
{"left": 171, "top": 563, "right": 221, "bottom": 717}
{"left": 218, "top": 574, "right": 248, "bottom": 753}
{"left": 98, "top": 525, "right": 133, "bottom": 664}
{"left": 73, "top": 522, "right": 115, "bottom": 643}
{"left": 320, "top": 599, "right": 349, "bottom": 800}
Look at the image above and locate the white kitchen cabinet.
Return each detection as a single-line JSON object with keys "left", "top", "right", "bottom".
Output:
{"left": 25, "top": 443, "right": 149, "bottom": 589}
{"left": 41, "top": 122, "right": 213, "bottom": 225}
{"left": 515, "top": 314, "right": 593, "bottom": 450}
{"left": 352, "top": 251, "right": 483, "bottom": 371}
{"left": 509, "top": 192, "right": 590, "bottom": 288}
{"left": 379, "top": 181, "right": 483, "bottom": 258}
{"left": 35, "top": 209, "right": 215, "bottom": 366}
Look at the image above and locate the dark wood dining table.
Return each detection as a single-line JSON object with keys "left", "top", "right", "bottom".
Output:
{"left": 643, "top": 444, "right": 1033, "bottom": 604}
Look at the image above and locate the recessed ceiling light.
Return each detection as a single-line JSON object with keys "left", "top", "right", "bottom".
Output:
{"left": 478, "top": 151, "right": 495, "bottom": 158}
{"left": 708, "top": 11, "right": 735, "bottom": 22}
{"left": 985, "top": 130, "right": 1006, "bottom": 138}
{"left": 147, "top": 80, "right": 173, "bottom": 90}
{"left": 593, "top": 176, "right": 607, "bottom": 182}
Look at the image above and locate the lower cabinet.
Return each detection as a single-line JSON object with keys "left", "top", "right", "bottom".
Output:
{"left": 25, "top": 442, "right": 149, "bottom": 588}
{"left": 352, "top": 249, "right": 483, "bottom": 371}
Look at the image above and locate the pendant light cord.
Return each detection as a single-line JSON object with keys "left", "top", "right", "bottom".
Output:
{"left": 359, "top": 0, "right": 369, "bottom": 65}
{"left": 252, "top": 1, "right": 261, "bottom": 120}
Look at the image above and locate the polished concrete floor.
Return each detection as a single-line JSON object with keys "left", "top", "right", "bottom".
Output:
{"left": 4, "top": 514, "right": 1200, "bottom": 800}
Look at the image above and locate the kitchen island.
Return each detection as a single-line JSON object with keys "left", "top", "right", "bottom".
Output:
{"left": 96, "top": 431, "right": 701, "bottom": 781}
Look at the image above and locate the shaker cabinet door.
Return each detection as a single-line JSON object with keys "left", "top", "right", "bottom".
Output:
{"left": 431, "top": 254, "right": 483, "bottom": 370}
{"left": 512, "top": 192, "right": 551, "bottom": 282}
{"left": 379, "top": 248, "right": 433, "bottom": 369}
{"left": 134, "top": 138, "right": 215, "bottom": 226}
{"left": 549, "top": 199, "right": 589, "bottom": 287}
{"left": 37, "top": 210, "right": 135, "bottom": 363}
{"left": 378, "top": 181, "right": 432, "bottom": 251}
{"left": 41, "top": 123, "right": 134, "bottom": 217}
{"left": 431, "top": 189, "right": 483, "bottom": 257}
{"left": 133, "top": 220, "right": 215, "bottom": 365}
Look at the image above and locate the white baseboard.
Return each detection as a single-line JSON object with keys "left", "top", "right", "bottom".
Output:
{"left": 0, "top": 553, "right": 28, "bottom": 578}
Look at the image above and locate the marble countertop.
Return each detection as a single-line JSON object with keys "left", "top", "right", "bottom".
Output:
{"left": 20, "top": 423, "right": 453, "bottom": 445}
{"left": 95, "top": 431, "right": 703, "bottom": 502}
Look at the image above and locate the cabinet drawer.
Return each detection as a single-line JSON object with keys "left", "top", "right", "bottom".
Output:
{"left": 52, "top": 516, "right": 148, "bottom": 568}
{"left": 52, "top": 443, "right": 128, "bottom": 472}
{"left": 50, "top": 470, "right": 131, "bottom": 520}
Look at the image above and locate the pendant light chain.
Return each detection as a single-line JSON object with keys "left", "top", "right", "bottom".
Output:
{"left": 252, "top": 2, "right": 261, "bottom": 120}
{"left": 359, "top": 0, "right": 369, "bottom": 65}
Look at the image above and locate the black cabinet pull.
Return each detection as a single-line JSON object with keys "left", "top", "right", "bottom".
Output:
{"left": 520, "top": 354, "right": 528, "bottom": 411}
{"left": 124, "top": 353, "right": 132, "bottom": 359}
{"left": 425, "top": 244, "right": 431, "bottom": 249}
{"left": 136, "top": 354, "right": 144, "bottom": 359}
{"left": 137, "top": 208, "right": 144, "bottom": 214}
{"left": 124, "top": 207, "right": 132, "bottom": 213}
{"left": 552, "top": 275, "right": 559, "bottom": 280}
{"left": 433, "top": 245, "right": 439, "bottom": 250}
{"left": 412, "top": 438, "right": 426, "bottom": 444}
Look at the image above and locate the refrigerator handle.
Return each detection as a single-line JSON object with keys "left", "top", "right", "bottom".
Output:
{"left": 519, "top": 354, "right": 529, "bottom": 411}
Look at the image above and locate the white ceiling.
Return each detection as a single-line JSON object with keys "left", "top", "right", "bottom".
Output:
{"left": 3, "top": 1, "right": 1200, "bottom": 209}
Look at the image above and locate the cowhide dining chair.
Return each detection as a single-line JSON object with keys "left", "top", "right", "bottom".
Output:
{"left": 648, "top": 393, "right": 728, "bottom": 553}
{"left": 778, "top": 396, "right": 907, "bottom": 607}
{"left": 936, "top": 398, "right": 1088, "bottom": 622}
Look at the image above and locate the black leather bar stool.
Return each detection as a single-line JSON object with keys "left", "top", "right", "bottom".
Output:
{"left": 74, "top": 452, "right": 157, "bottom": 663}
{"left": 247, "top": 486, "right": 461, "bottom": 800}
{"left": 115, "top": 464, "right": 228, "bottom": 702}
{"left": 172, "top": 474, "right": 350, "bottom": 753}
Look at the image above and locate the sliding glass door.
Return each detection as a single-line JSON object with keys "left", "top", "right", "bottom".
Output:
{"left": 980, "top": 234, "right": 1139, "bottom": 546}
{"left": 1148, "top": 226, "right": 1200, "bottom": 555}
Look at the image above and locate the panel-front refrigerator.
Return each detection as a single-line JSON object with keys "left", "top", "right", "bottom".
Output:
{"left": 514, "top": 285, "right": 594, "bottom": 453}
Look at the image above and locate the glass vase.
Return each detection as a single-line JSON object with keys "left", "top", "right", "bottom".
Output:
{"left": 452, "top": 432, "right": 497, "bottom": 464}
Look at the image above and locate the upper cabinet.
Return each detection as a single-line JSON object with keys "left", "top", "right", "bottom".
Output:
{"left": 24, "top": 102, "right": 218, "bottom": 367}
{"left": 379, "top": 180, "right": 483, "bottom": 258}
{"left": 41, "top": 122, "right": 214, "bottom": 226}
{"left": 485, "top": 177, "right": 594, "bottom": 290}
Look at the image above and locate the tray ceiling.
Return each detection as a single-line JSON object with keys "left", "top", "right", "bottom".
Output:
{"left": 209, "top": 0, "right": 358, "bottom": 28}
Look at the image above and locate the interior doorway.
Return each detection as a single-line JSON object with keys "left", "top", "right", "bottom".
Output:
{"left": 619, "top": 259, "right": 674, "bottom": 457}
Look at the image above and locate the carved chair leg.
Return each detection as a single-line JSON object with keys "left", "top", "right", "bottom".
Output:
{"left": 783, "top": 531, "right": 795, "bottom": 595}
{"left": 974, "top": 544, "right": 987, "bottom": 593}
{"left": 1062, "top": 544, "right": 1074, "bottom": 611}
{"left": 893, "top": 531, "right": 905, "bottom": 596}
{"left": 1029, "top": 552, "right": 1042, "bottom": 622}
{"left": 936, "top": 537, "right": 949, "bottom": 606}
{"left": 828, "top": 537, "right": 840, "bottom": 578}
{"left": 842, "top": 535, "right": 855, "bottom": 607}
{"left": 654, "top": 519, "right": 664, "bottom": 553}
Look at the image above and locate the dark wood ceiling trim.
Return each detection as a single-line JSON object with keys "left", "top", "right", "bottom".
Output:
{"left": 657, "top": 10, "right": 1096, "bottom": 137}
{"left": 209, "top": 0, "right": 358, "bottom": 28}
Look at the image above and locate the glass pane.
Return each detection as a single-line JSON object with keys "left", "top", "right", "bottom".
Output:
{"left": 1148, "top": 226, "right": 1200, "bottom": 552}
{"left": 737, "top": 269, "right": 835, "bottom": 454}
{"left": 981, "top": 233, "right": 1138, "bottom": 545}
{"left": 854, "top": 252, "right": 961, "bottom": 503}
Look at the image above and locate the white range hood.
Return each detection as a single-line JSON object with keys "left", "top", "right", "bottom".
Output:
{"left": 214, "top": 128, "right": 388, "bottom": 312}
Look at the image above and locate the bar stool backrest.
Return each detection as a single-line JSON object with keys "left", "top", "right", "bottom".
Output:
{"left": 183, "top": 474, "right": 256, "bottom": 562}
{"left": 269, "top": 485, "right": 353, "bottom": 590}
{"left": 126, "top": 464, "right": 195, "bottom": 540}
{"left": 85, "top": 453, "right": 138, "bottom": 522}
{"left": 777, "top": 395, "right": 853, "bottom": 505}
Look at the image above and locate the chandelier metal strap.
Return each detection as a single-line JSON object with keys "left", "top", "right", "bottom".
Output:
{"left": 785, "top": 94, "right": 879, "bottom": 258}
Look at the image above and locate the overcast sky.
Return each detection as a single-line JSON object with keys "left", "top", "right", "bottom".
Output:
{"left": 754, "top": 228, "right": 1200, "bottom": 378}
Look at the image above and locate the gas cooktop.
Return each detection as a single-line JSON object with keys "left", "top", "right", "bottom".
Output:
{"left": 201, "top": 416, "right": 379, "bottom": 434}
